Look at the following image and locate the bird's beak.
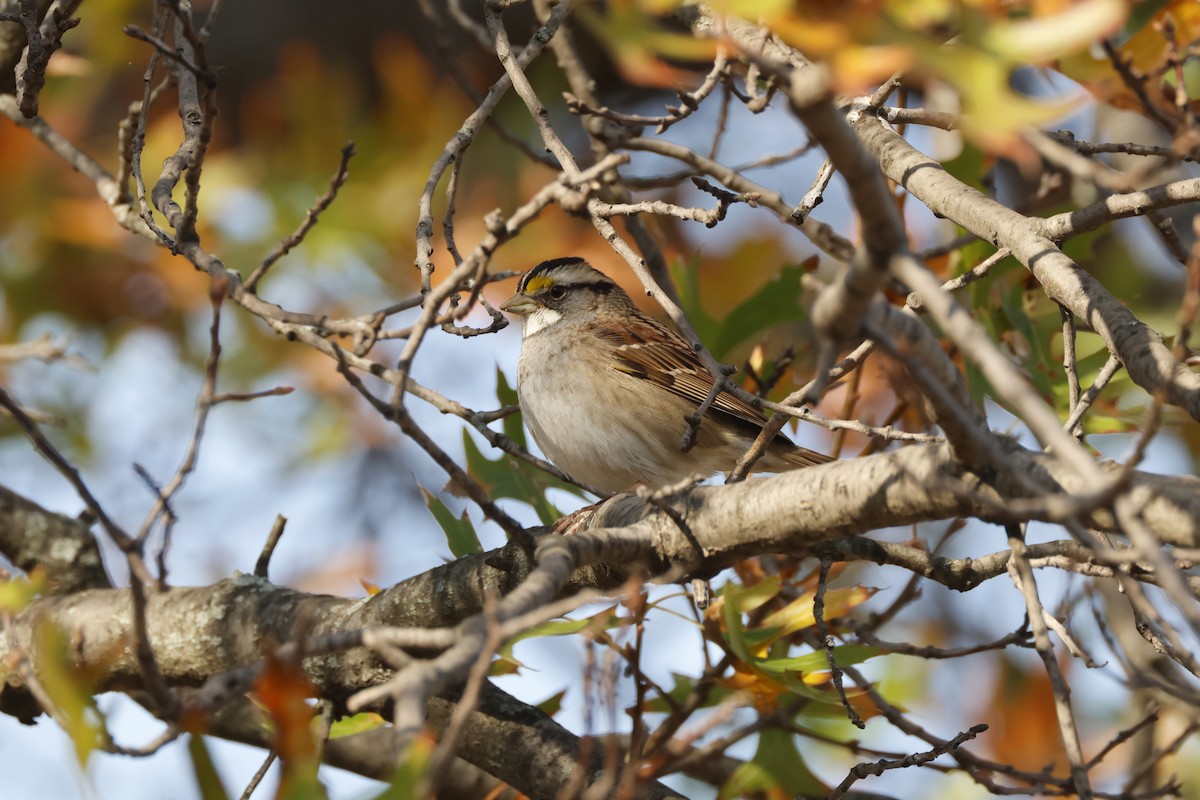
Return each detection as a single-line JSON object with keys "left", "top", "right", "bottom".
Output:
{"left": 500, "top": 294, "right": 537, "bottom": 316}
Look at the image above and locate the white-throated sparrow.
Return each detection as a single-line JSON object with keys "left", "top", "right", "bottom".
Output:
{"left": 501, "top": 258, "right": 831, "bottom": 494}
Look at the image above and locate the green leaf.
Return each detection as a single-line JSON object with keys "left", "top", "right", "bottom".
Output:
{"left": 890, "top": 18, "right": 1086, "bottom": 151}
{"left": 488, "top": 659, "right": 522, "bottom": 677}
{"left": 757, "top": 585, "right": 877, "bottom": 647}
{"left": 941, "top": 141, "right": 987, "bottom": 192}
{"left": 673, "top": 259, "right": 812, "bottom": 360}
{"left": 188, "top": 735, "right": 231, "bottom": 800}
{"left": 371, "top": 734, "right": 433, "bottom": 800}
{"left": 34, "top": 623, "right": 106, "bottom": 766}
{"left": 720, "top": 728, "right": 826, "bottom": 798}
{"left": 494, "top": 367, "right": 526, "bottom": 448}
{"left": 278, "top": 771, "right": 327, "bottom": 800}
{"left": 710, "top": 261, "right": 812, "bottom": 358}
{"left": 758, "top": 644, "right": 882, "bottom": 676}
{"left": 719, "top": 581, "right": 883, "bottom": 709}
{"left": 723, "top": 576, "right": 782, "bottom": 614}
{"left": 328, "top": 712, "right": 386, "bottom": 740}
{"left": 738, "top": 624, "right": 786, "bottom": 653}
{"left": 973, "top": 272, "right": 1143, "bottom": 434}
{"left": 672, "top": 254, "right": 721, "bottom": 347}
{"left": 461, "top": 427, "right": 588, "bottom": 525}
{"left": 538, "top": 690, "right": 566, "bottom": 717}
{"left": 963, "top": 247, "right": 1021, "bottom": 407}
{"left": 497, "top": 607, "right": 623, "bottom": 668}
{"left": 719, "top": 578, "right": 782, "bottom": 664}
{"left": 643, "top": 672, "right": 733, "bottom": 714}
{"left": 1071, "top": 347, "right": 1141, "bottom": 434}
{"left": 420, "top": 486, "right": 482, "bottom": 557}
{"left": 0, "top": 570, "right": 44, "bottom": 613}
{"left": 997, "top": 283, "right": 1059, "bottom": 404}
{"left": 1115, "top": 0, "right": 1171, "bottom": 43}
{"left": 982, "top": 0, "right": 1126, "bottom": 64}
{"left": 575, "top": 3, "right": 719, "bottom": 85}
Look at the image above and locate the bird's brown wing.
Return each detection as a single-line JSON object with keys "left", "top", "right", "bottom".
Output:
{"left": 592, "top": 313, "right": 834, "bottom": 466}
{"left": 591, "top": 313, "right": 773, "bottom": 433}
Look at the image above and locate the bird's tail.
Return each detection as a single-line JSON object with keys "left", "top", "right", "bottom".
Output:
{"left": 761, "top": 441, "right": 835, "bottom": 471}
{"left": 780, "top": 445, "right": 835, "bottom": 468}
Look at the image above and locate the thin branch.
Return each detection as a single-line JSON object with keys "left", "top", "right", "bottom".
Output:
{"left": 421, "top": 592, "right": 503, "bottom": 798}
{"left": 814, "top": 556, "right": 863, "bottom": 729}
{"left": 254, "top": 515, "right": 288, "bottom": 580}
{"left": 123, "top": 24, "right": 203, "bottom": 76}
{"left": 237, "top": 752, "right": 276, "bottom": 800}
{"left": 564, "top": 52, "right": 730, "bottom": 135}
{"left": 413, "top": 0, "right": 577, "bottom": 294}
{"left": 907, "top": 247, "right": 1010, "bottom": 313}
{"left": 792, "top": 158, "right": 834, "bottom": 222}
{"left": 136, "top": 278, "right": 230, "bottom": 564}
{"left": 11, "top": 0, "right": 82, "bottom": 118}
{"left": 246, "top": 142, "right": 357, "bottom": 292}
{"left": 1005, "top": 524, "right": 1093, "bottom": 799}
{"left": 827, "top": 724, "right": 988, "bottom": 800}
{"left": 1061, "top": 305, "right": 1083, "bottom": 438}
{"left": 0, "top": 333, "right": 89, "bottom": 369}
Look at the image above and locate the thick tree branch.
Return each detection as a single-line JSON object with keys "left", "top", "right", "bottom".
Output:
{"left": 4, "top": 430, "right": 1198, "bottom": 790}
{"left": 852, "top": 113, "right": 1200, "bottom": 422}
{"left": 0, "top": 484, "right": 108, "bottom": 594}
{"left": 5, "top": 444, "right": 1196, "bottom": 710}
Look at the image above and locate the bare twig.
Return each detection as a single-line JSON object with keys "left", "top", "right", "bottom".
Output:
{"left": 246, "top": 142, "right": 357, "bottom": 291}
{"left": 1061, "top": 305, "right": 1084, "bottom": 438}
{"left": 792, "top": 158, "right": 834, "bottom": 222}
{"left": 10, "top": 0, "right": 82, "bottom": 118}
{"left": 237, "top": 751, "right": 277, "bottom": 800}
{"left": 0, "top": 333, "right": 89, "bottom": 370}
{"left": 814, "top": 556, "right": 863, "bottom": 729}
{"left": 1006, "top": 524, "right": 1093, "bottom": 799}
{"left": 1063, "top": 355, "right": 1122, "bottom": 434}
{"left": 413, "top": 0, "right": 578, "bottom": 294}
{"left": 135, "top": 277, "right": 231, "bottom": 579}
{"left": 421, "top": 591, "right": 504, "bottom": 798}
{"left": 907, "top": 247, "right": 1010, "bottom": 313}
{"left": 254, "top": 516, "right": 288, "bottom": 580}
{"left": 564, "top": 52, "right": 730, "bottom": 135}
{"left": 828, "top": 724, "right": 988, "bottom": 800}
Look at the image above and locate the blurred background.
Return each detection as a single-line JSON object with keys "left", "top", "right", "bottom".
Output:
{"left": 1, "top": 0, "right": 1198, "bottom": 797}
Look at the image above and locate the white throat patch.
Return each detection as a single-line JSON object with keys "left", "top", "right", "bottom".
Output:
{"left": 522, "top": 306, "right": 563, "bottom": 338}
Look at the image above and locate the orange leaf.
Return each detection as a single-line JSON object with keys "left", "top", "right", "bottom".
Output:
{"left": 982, "top": 657, "right": 1068, "bottom": 773}
{"left": 252, "top": 655, "right": 321, "bottom": 788}
{"left": 716, "top": 662, "right": 789, "bottom": 712}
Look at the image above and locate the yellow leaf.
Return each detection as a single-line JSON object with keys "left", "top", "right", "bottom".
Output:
{"left": 329, "top": 712, "right": 386, "bottom": 739}
{"left": 984, "top": 0, "right": 1126, "bottom": 63}
{"left": 830, "top": 45, "right": 915, "bottom": 93}
{"left": 716, "top": 662, "right": 788, "bottom": 712}
{"left": 33, "top": 623, "right": 106, "bottom": 765}
{"left": 1060, "top": 0, "right": 1200, "bottom": 122}
{"left": 575, "top": 3, "right": 719, "bottom": 89}
{"left": 756, "top": 585, "right": 877, "bottom": 647}
{"left": 916, "top": 42, "right": 1080, "bottom": 155}
{"left": 0, "top": 571, "right": 44, "bottom": 613}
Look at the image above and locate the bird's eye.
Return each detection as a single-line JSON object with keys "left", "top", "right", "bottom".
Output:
{"left": 548, "top": 285, "right": 567, "bottom": 300}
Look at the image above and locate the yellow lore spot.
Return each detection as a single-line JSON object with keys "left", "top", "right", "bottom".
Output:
{"left": 524, "top": 276, "right": 556, "bottom": 294}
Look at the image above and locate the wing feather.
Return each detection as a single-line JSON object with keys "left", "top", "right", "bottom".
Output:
{"left": 591, "top": 315, "right": 771, "bottom": 431}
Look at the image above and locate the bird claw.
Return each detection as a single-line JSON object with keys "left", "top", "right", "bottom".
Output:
{"left": 552, "top": 503, "right": 599, "bottom": 535}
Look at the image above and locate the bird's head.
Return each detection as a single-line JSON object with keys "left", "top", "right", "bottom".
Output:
{"left": 501, "top": 258, "right": 629, "bottom": 335}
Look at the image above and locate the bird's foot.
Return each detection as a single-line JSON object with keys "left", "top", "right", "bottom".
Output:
{"left": 552, "top": 503, "right": 598, "bottom": 535}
